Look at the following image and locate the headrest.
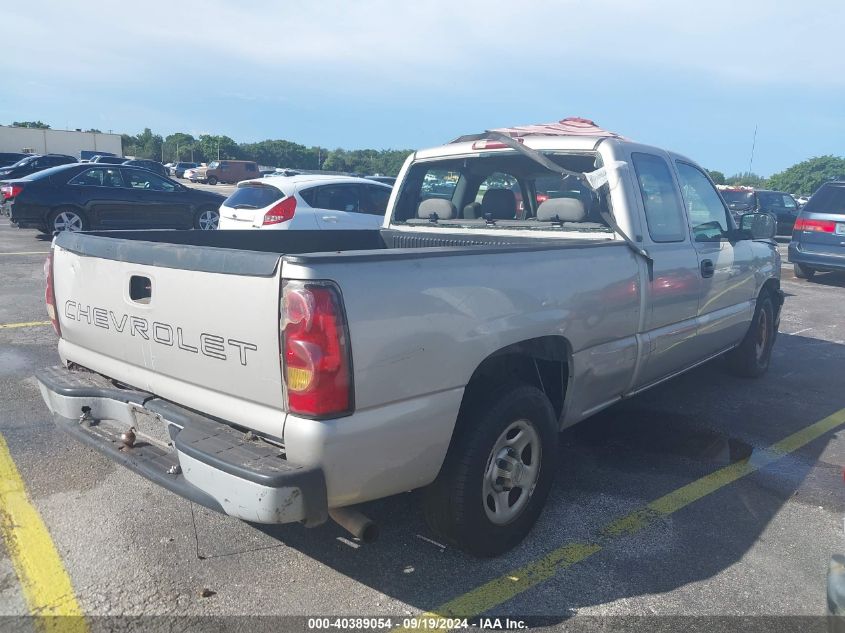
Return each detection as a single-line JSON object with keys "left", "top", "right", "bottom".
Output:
{"left": 417, "top": 197, "right": 456, "bottom": 220}
{"left": 481, "top": 188, "right": 517, "bottom": 219}
{"left": 536, "top": 197, "right": 586, "bottom": 222}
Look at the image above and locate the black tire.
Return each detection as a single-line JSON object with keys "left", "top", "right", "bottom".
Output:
{"left": 206, "top": 176, "right": 218, "bottom": 186}
{"left": 194, "top": 207, "right": 219, "bottom": 230}
{"left": 725, "top": 292, "right": 776, "bottom": 378}
{"left": 793, "top": 263, "right": 815, "bottom": 280}
{"left": 48, "top": 207, "right": 87, "bottom": 233}
{"left": 423, "top": 383, "right": 558, "bottom": 557}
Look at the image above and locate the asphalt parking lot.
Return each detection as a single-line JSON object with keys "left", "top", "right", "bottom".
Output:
{"left": 1, "top": 219, "right": 844, "bottom": 630}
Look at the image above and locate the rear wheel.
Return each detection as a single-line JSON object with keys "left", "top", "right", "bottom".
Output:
{"left": 423, "top": 383, "right": 558, "bottom": 557}
{"left": 194, "top": 207, "right": 219, "bottom": 230}
{"left": 725, "top": 291, "right": 776, "bottom": 378}
{"left": 207, "top": 176, "right": 218, "bottom": 186}
{"left": 49, "top": 207, "right": 86, "bottom": 233}
{"left": 793, "top": 262, "right": 815, "bottom": 280}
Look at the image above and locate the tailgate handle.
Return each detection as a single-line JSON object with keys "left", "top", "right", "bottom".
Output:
{"left": 129, "top": 275, "right": 152, "bottom": 303}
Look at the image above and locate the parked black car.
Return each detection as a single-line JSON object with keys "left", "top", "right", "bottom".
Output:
{"left": 3, "top": 163, "right": 225, "bottom": 233}
{"left": 367, "top": 175, "right": 396, "bottom": 186}
{"left": 0, "top": 154, "right": 77, "bottom": 180}
{"left": 720, "top": 187, "right": 800, "bottom": 235}
{"left": 788, "top": 180, "right": 845, "bottom": 280}
{"left": 90, "top": 155, "right": 128, "bottom": 165}
{"left": 122, "top": 159, "right": 169, "bottom": 178}
{"left": 0, "top": 152, "right": 30, "bottom": 168}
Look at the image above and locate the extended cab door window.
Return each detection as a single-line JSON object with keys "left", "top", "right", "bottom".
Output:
{"left": 631, "top": 152, "right": 686, "bottom": 242}
{"left": 675, "top": 162, "right": 731, "bottom": 242}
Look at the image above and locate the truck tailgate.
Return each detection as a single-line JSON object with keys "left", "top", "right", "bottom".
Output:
{"left": 52, "top": 240, "right": 287, "bottom": 438}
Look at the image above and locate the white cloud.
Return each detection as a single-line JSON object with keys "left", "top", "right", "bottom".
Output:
{"left": 4, "top": 0, "right": 844, "bottom": 89}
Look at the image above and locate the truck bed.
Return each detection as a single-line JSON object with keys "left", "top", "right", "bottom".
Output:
{"left": 54, "top": 228, "right": 615, "bottom": 276}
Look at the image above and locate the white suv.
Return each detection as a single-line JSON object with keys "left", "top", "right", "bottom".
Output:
{"left": 217, "top": 175, "right": 393, "bottom": 231}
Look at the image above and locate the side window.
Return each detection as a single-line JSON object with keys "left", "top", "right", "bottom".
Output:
{"left": 69, "top": 168, "right": 124, "bottom": 188}
{"left": 675, "top": 161, "right": 730, "bottom": 242}
{"left": 125, "top": 169, "right": 176, "bottom": 192}
{"left": 359, "top": 185, "right": 391, "bottom": 215}
{"left": 220, "top": 162, "right": 229, "bottom": 171}
{"left": 245, "top": 163, "right": 257, "bottom": 172}
{"left": 631, "top": 152, "right": 686, "bottom": 242}
{"left": 782, "top": 194, "right": 797, "bottom": 210}
{"left": 421, "top": 169, "right": 460, "bottom": 201}
{"left": 309, "top": 185, "right": 360, "bottom": 212}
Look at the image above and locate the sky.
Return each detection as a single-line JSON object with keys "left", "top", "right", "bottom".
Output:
{"left": 2, "top": 0, "right": 844, "bottom": 176}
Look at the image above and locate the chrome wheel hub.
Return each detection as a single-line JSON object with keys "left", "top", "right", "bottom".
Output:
{"left": 483, "top": 419, "right": 541, "bottom": 525}
{"left": 198, "top": 209, "right": 219, "bottom": 230}
{"left": 53, "top": 211, "right": 82, "bottom": 232}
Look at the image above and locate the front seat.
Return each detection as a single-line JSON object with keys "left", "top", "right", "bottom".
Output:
{"left": 481, "top": 188, "right": 517, "bottom": 220}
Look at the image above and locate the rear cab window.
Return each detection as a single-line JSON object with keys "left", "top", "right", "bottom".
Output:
{"left": 392, "top": 151, "right": 611, "bottom": 233}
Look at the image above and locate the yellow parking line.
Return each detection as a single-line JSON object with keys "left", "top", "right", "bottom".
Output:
{"left": 0, "top": 433, "right": 88, "bottom": 631}
{"left": 0, "top": 321, "right": 51, "bottom": 330}
{"left": 406, "top": 406, "right": 845, "bottom": 624}
{"left": 0, "top": 252, "right": 50, "bottom": 255}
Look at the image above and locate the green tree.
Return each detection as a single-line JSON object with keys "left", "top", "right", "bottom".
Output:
{"left": 725, "top": 172, "right": 768, "bottom": 188}
{"left": 707, "top": 170, "right": 726, "bottom": 185}
{"left": 11, "top": 120, "right": 50, "bottom": 129}
{"left": 85, "top": 128, "right": 102, "bottom": 133}
{"left": 767, "top": 155, "right": 845, "bottom": 196}
{"left": 164, "top": 132, "right": 197, "bottom": 162}
{"left": 197, "top": 135, "right": 239, "bottom": 162}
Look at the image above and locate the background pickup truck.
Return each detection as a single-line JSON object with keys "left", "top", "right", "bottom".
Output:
{"left": 37, "top": 119, "right": 783, "bottom": 556}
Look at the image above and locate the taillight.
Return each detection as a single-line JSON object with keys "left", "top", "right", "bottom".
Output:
{"left": 281, "top": 280, "right": 352, "bottom": 418}
{"left": 1, "top": 184, "right": 23, "bottom": 200}
{"left": 794, "top": 218, "right": 835, "bottom": 233}
{"left": 536, "top": 193, "right": 549, "bottom": 204}
{"left": 44, "top": 251, "right": 61, "bottom": 337}
{"left": 263, "top": 196, "right": 296, "bottom": 225}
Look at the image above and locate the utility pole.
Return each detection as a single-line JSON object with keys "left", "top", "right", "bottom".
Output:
{"left": 217, "top": 139, "right": 220, "bottom": 160}
{"left": 748, "top": 124, "right": 758, "bottom": 175}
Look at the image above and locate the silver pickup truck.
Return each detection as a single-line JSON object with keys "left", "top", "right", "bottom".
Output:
{"left": 37, "top": 120, "right": 783, "bottom": 556}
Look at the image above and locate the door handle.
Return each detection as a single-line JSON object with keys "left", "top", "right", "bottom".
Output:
{"left": 321, "top": 215, "right": 338, "bottom": 222}
{"left": 700, "top": 259, "right": 715, "bottom": 278}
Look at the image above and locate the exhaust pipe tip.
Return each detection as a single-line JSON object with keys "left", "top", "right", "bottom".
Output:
{"left": 329, "top": 507, "right": 379, "bottom": 544}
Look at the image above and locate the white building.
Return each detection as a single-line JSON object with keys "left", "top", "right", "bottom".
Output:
{"left": 0, "top": 125, "right": 122, "bottom": 158}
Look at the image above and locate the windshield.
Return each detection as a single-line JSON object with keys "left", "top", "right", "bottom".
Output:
{"left": 208, "top": 161, "right": 220, "bottom": 169}
{"left": 721, "top": 190, "right": 755, "bottom": 207}
{"left": 392, "top": 151, "right": 612, "bottom": 232}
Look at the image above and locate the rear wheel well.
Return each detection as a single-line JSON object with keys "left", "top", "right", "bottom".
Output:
{"left": 460, "top": 336, "right": 571, "bottom": 427}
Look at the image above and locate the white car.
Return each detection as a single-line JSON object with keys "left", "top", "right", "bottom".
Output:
{"left": 217, "top": 175, "right": 392, "bottom": 230}
{"left": 183, "top": 168, "right": 196, "bottom": 181}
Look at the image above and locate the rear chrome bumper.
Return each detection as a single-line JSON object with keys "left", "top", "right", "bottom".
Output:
{"left": 36, "top": 365, "right": 328, "bottom": 526}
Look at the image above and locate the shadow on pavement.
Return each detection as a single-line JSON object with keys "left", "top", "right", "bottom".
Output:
{"left": 231, "top": 334, "right": 845, "bottom": 621}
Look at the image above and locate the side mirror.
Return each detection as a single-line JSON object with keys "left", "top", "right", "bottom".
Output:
{"left": 739, "top": 212, "right": 776, "bottom": 240}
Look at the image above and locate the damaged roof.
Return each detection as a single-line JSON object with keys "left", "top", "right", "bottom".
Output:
{"left": 451, "top": 116, "right": 625, "bottom": 143}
